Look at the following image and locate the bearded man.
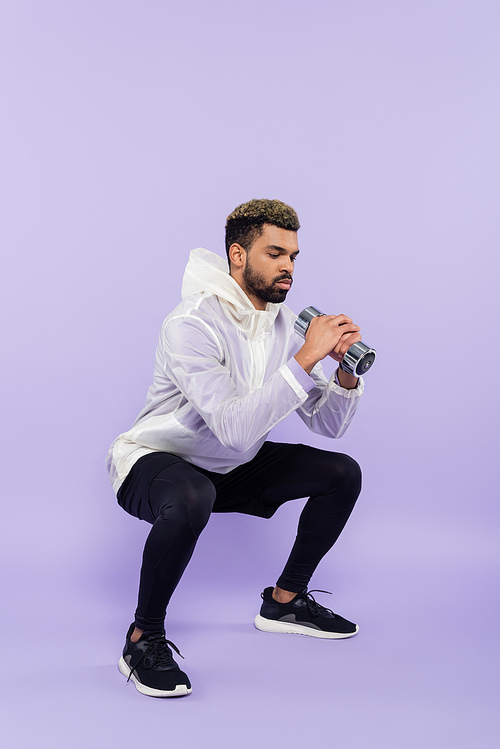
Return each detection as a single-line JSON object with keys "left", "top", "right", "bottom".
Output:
{"left": 107, "top": 198, "right": 364, "bottom": 697}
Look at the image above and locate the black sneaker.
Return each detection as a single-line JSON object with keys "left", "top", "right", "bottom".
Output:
{"left": 254, "top": 587, "right": 359, "bottom": 639}
{"left": 118, "top": 624, "right": 192, "bottom": 697}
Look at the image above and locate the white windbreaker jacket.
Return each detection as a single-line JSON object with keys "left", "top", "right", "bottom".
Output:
{"left": 106, "top": 248, "right": 364, "bottom": 494}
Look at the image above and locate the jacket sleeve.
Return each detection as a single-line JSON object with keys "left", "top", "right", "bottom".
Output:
{"left": 162, "top": 315, "right": 317, "bottom": 453}
{"left": 294, "top": 362, "right": 364, "bottom": 438}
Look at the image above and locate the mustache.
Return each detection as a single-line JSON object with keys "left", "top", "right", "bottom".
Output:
{"left": 274, "top": 274, "right": 293, "bottom": 284}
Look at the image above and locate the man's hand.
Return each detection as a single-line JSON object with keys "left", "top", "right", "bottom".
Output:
{"left": 294, "top": 314, "right": 362, "bottom": 386}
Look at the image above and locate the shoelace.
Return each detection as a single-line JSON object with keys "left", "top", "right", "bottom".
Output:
{"left": 300, "top": 589, "right": 335, "bottom": 618}
{"left": 128, "top": 635, "right": 184, "bottom": 682}
{"left": 262, "top": 587, "right": 336, "bottom": 617}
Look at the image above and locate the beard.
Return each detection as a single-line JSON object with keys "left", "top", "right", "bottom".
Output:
{"left": 242, "top": 261, "right": 293, "bottom": 305}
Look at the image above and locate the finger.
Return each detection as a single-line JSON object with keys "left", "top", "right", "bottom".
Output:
{"left": 332, "top": 331, "right": 362, "bottom": 355}
{"left": 312, "top": 315, "right": 360, "bottom": 334}
{"left": 329, "top": 314, "right": 352, "bottom": 327}
{"left": 313, "top": 314, "right": 352, "bottom": 326}
{"left": 339, "top": 332, "right": 362, "bottom": 355}
{"left": 334, "top": 323, "right": 361, "bottom": 336}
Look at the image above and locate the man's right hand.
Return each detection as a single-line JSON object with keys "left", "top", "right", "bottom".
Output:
{"left": 294, "top": 314, "right": 361, "bottom": 375}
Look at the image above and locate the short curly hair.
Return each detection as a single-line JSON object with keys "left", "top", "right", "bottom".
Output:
{"left": 225, "top": 198, "right": 300, "bottom": 261}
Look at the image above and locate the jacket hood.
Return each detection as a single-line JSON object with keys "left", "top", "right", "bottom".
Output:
{"left": 181, "top": 247, "right": 280, "bottom": 338}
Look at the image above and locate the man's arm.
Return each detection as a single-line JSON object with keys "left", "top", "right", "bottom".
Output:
{"left": 292, "top": 312, "right": 364, "bottom": 438}
{"left": 162, "top": 315, "right": 316, "bottom": 453}
{"left": 336, "top": 368, "right": 359, "bottom": 390}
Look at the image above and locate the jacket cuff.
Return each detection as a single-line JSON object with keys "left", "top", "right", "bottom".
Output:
{"left": 330, "top": 369, "right": 365, "bottom": 397}
{"left": 281, "top": 357, "right": 317, "bottom": 396}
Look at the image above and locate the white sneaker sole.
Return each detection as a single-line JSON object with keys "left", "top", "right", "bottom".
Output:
{"left": 254, "top": 614, "right": 359, "bottom": 639}
{"left": 118, "top": 656, "right": 192, "bottom": 697}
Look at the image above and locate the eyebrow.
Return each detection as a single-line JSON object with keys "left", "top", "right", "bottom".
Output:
{"left": 265, "top": 245, "right": 300, "bottom": 255}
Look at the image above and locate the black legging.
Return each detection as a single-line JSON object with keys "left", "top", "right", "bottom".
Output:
{"left": 117, "top": 443, "right": 362, "bottom": 632}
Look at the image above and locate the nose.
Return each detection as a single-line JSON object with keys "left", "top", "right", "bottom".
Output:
{"left": 280, "top": 255, "right": 294, "bottom": 275}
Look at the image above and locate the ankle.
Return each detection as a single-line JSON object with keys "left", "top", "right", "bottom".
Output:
{"left": 272, "top": 586, "right": 297, "bottom": 604}
{"left": 130, "top": 627, "right": 144, "bottom": 643}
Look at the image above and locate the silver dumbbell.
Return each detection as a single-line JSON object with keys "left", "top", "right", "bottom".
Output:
{"left": 294, "top": 306, "right": 376, "bottom": 376}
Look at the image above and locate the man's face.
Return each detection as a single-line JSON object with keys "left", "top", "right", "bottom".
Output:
{"left": 239, "top": 224, "right": 300, "bottom": 309}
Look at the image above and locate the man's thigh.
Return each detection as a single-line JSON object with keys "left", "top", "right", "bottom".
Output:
{"left": 117, "top": 452, "right": 214, "bottom": 523}
{"left": 202, "top": 442, "right": 358, "bottom": 518}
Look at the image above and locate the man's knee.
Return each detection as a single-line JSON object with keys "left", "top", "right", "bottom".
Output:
{"left": 335, "top": 453, "right": 362, "bottom": 491}
{"left": 315, "top": 451, "right": 362, "bottom": 502}
{"left": 182, "top": 473, "right": 217, "bottom": 536}
{"left": 151, "top": 469, "right": 216, "bottom": 536}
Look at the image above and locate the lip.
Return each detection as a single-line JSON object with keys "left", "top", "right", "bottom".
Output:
{"left": 276, "top": 280, "right": 292, "bottom": 289}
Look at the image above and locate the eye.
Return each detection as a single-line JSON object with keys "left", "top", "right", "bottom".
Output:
{"left": 269, "top": 253, "right": 280, "bottom": 259}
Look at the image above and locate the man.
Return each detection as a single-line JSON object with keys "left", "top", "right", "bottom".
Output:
{"left": 106, "top": 198, "right": 364, "bottom": 698}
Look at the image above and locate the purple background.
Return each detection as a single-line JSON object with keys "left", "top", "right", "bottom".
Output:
{"left": 1, "top": 0, "right": 498, "bottom": 746}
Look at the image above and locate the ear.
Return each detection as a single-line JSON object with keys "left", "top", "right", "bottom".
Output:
{"left": 228, "top": 243, "right": 247, "bottom": 270}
